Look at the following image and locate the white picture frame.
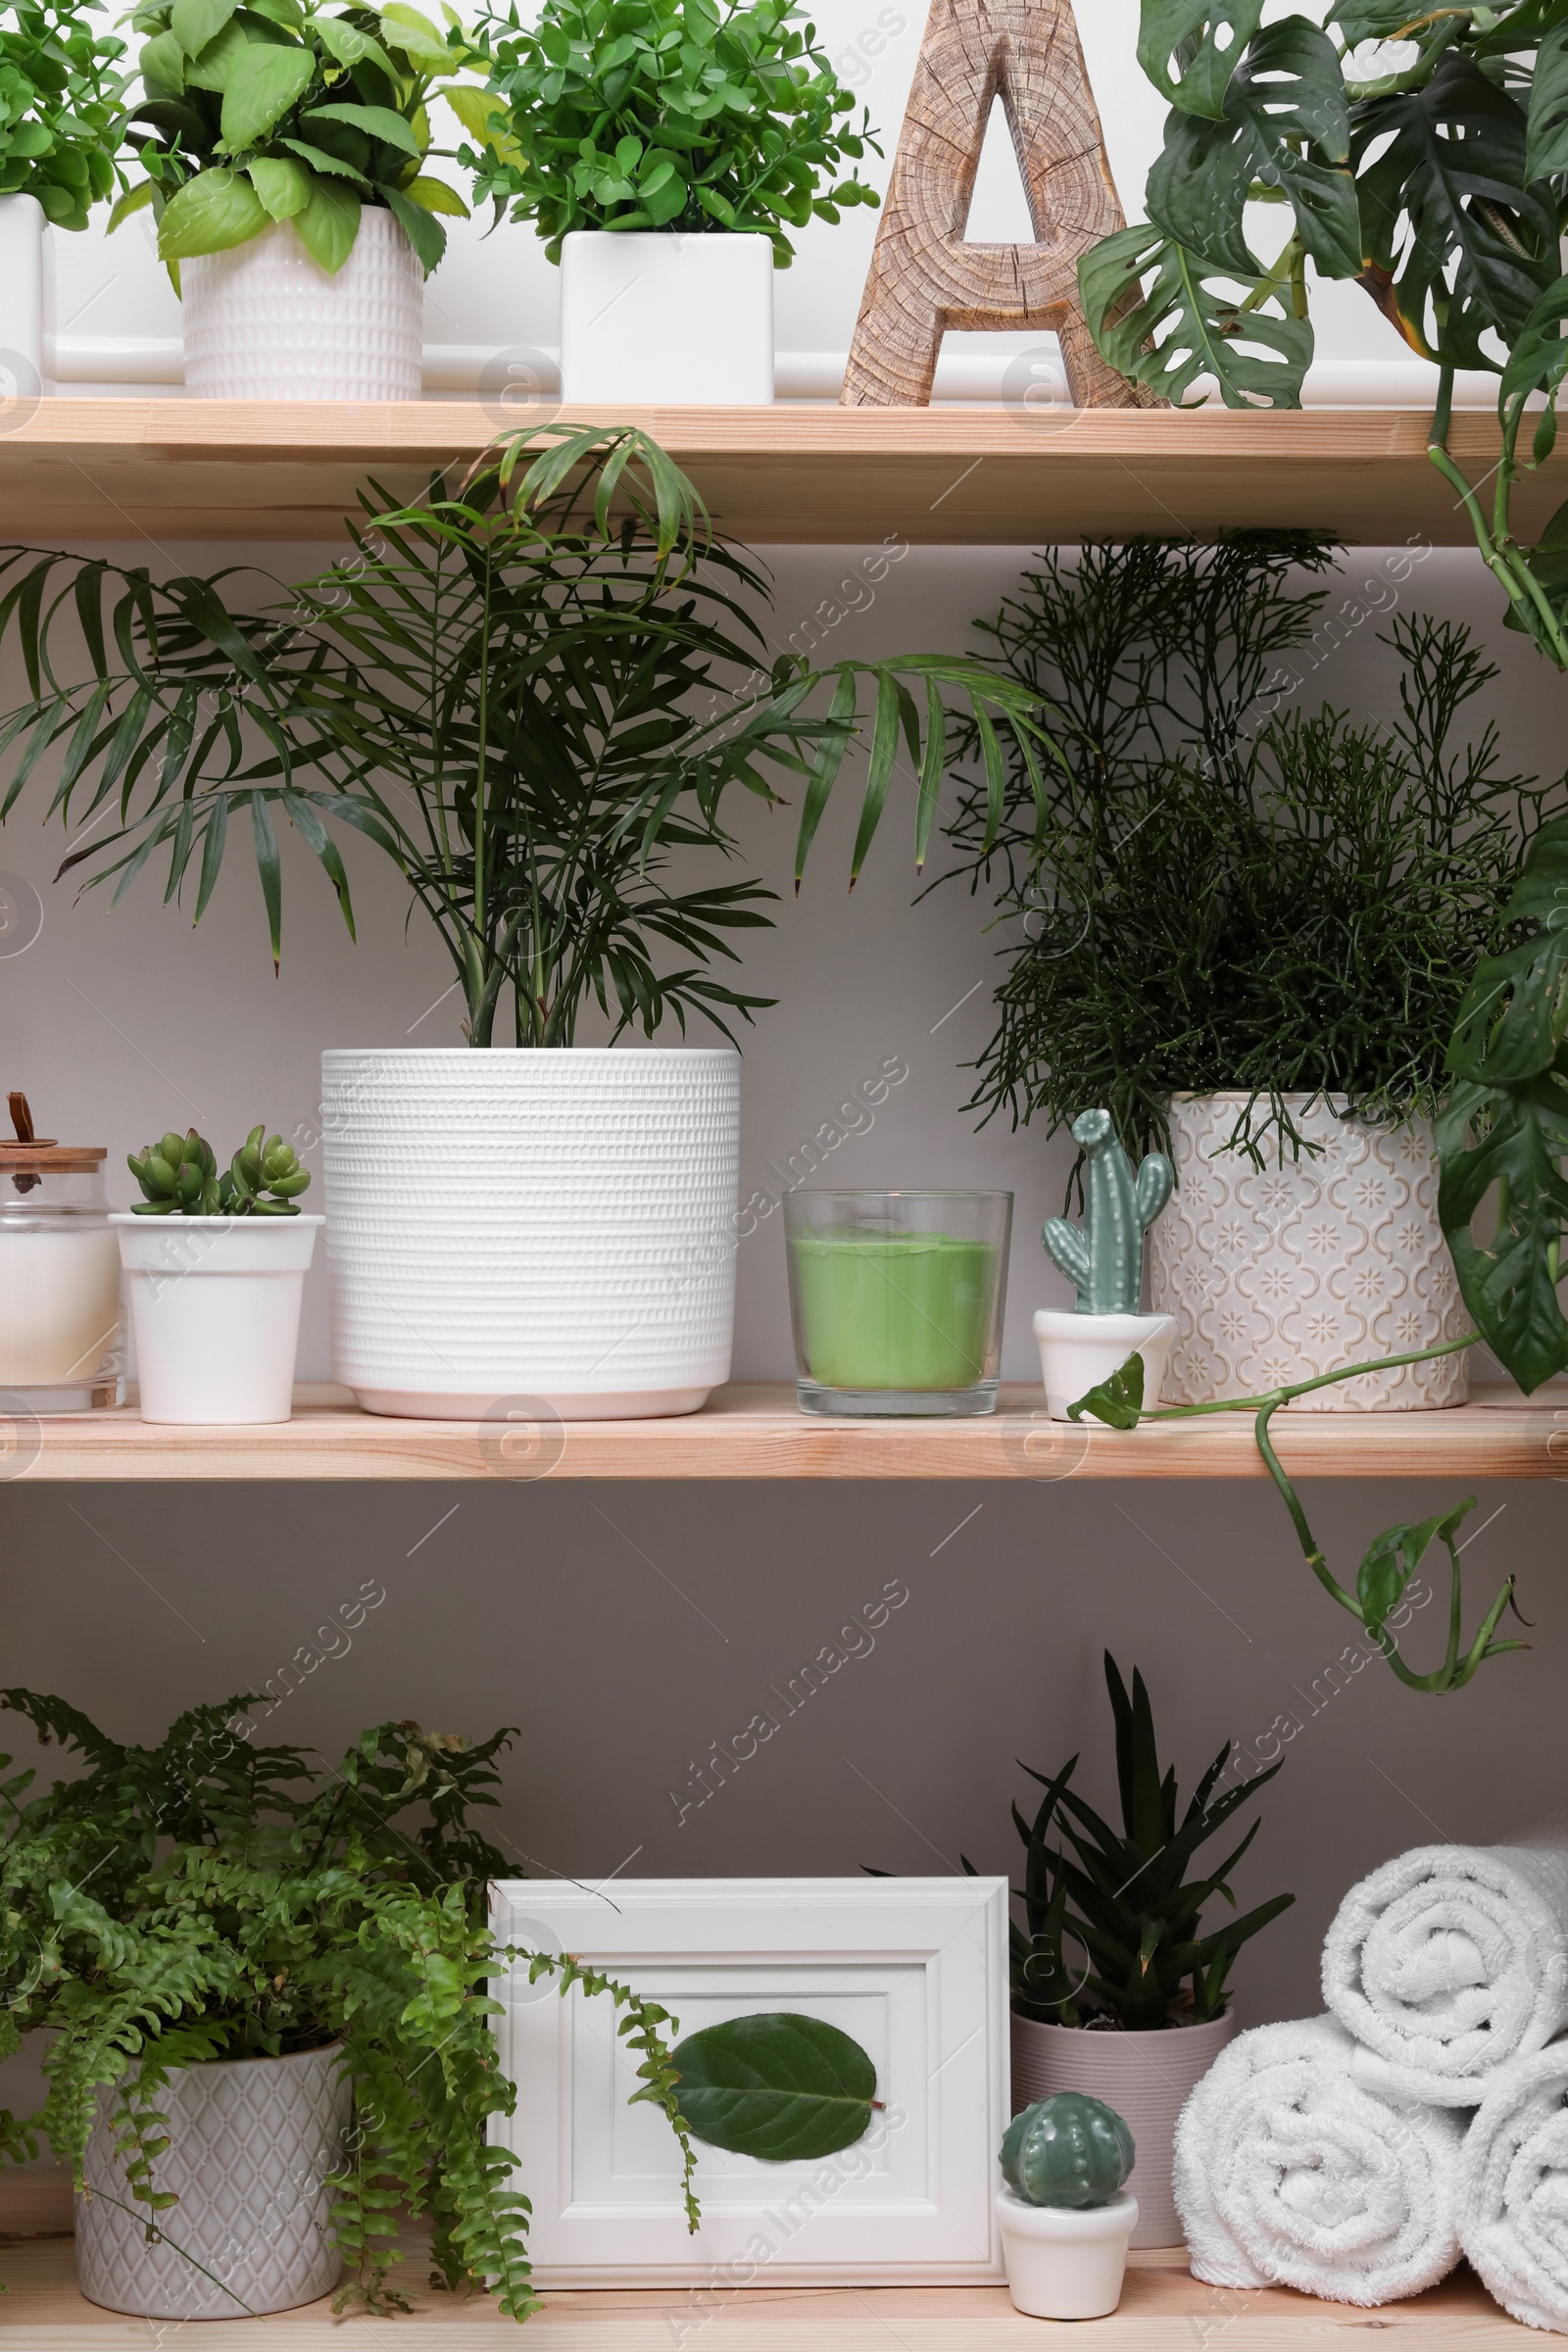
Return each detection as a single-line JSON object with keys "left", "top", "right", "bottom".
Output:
{"left": 488, "top": 1875, "right": 1009, "bottom": 2286}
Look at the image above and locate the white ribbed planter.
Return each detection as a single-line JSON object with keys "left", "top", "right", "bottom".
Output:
{"left": 1147, "top": 1094, "right": 1468, "bottom": 1410}
{"left": 322, "top": 1048, "right": 739, "bottom": 1418}
{"left": 0, "top": 194, "right": 43, "bottom": 396}
{"left": 75, "top": 2044, "right": 350, "bottom": 2320}
{"left": 1010, "top": 2008, "right": 1235, "bottom": 2249}
{"left": 560, "top": 230, "right": 773, "bottom": 404}
{"left": 182, "top": 211, "right": 421, "bottom": 399}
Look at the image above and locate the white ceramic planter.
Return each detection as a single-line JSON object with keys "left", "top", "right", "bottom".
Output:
{"left": 996, "top": 2187, "right": 1138, "bottom": 2320}
{"left": 321, "top": 1048, "right": 739, "bottom": 1418}
{"left": 1011, "top": 2007, "right": 1235, "bottom": 2248}
{"left": 1147, "top": 1095, "right": 1468, "bottom": 1409}
{"left": 559, "top": 230, "right": 773, "bottom": 404}
{"left": 182, "top": 211, "right": 422, "bottom": 399}
{"left": 75, "top": 2043, "right": 350, "bottom": 2320}
{"left": 112, "top": 1214, "right": 320, "bottom": 1424}
{"left": 1034, "top": 1309, "right": 1174, "bottom": 1422}
{"left": 0, "top": 193, "right": 44, "bottom": 397}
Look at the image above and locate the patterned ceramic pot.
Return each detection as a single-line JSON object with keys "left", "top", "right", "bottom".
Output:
{"left": 322, "top": 1047, "right": 740, "bottom": 1419}
{"left": 1146, "top": 1094, "right": 1468, "bottom": 1411}
{"left": 75, "top": 2043, "right": 350, "bottom": 2320}
{"left": 1010, "top": 2008, "right": 1235, "bottom": 2249}
{"left": 182, "top": 211, "right": 421, "bottom": 399}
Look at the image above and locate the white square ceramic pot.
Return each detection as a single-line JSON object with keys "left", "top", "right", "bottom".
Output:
{"left": 0, "top": 193, "right": 44, "bottom": 397}
{"left": 559, "top": 229, "right": 773, "bottom": 405}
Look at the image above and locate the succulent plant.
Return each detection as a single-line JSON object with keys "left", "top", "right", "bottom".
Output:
{"left": 1041, "top": 1108, "right": 1173, "bottom": 1315}
{"left": 1001, "top": 2093, "right": 1135, "bottom": 2211}
{"left": 127, "top": 1125, "right": 310, "bottom": 1216}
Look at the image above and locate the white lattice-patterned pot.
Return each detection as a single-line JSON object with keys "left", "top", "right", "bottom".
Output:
{"left": 75, "top": 2043, "right": 350, "bottom": 2320}
{"left": 322, "top": 1047, "right": 740, "bottom": 1419}
{"left": 1147, "top": 1094, "right": 1468, "bottom": 1411}
{"left": 182, "top": 212, "right": 421, "bottom": 400}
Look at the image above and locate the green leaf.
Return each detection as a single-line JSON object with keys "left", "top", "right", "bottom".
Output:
{"left": 303, "top": 102, "right": 420, "bottom": 157}
{"left": 157, "top": 167, "right": 270, "bottom": 259}
{"left": 1067, "top": 1351, "right": 1146, "bottom": 1429}
{"left": 315, "top": 16, "right": 398, "bottom": 79}
{"left": 247, "top": 154, "right": 312, "bottom": 219}
{"left": 1447, "top": 815, "right": 1568, "bottom": 1087}
{"left": 1529, "top": 14, "right": 1568, "bottom": 180}
{"left": 400, "top": 172, "right": 467, "bottom": 217}
{"left": 278, "top": 136, "right": 369, "bottom": 184}
{"left": 436, "top": 81, "right": 507, "bottom": 143}
{"left": 140, "top": 29, "right": 188, "bottom": 91}
{"left": 379, "top": 2, "right": 452, "bottom": 71}
{"left": 183, "top": 17, "right": 257, "bottom": 92}
{"left": 172, "top": 0, "right": 239, "bottom": 60}
{"left": 1079, "top": 222, "right": 1311, "bottom": 409}
{"left": 669, "top": 2014, "right": 875, "bottom": 2161}
{"left": 1137, "top": 0, "right": 1266, "bottom": 119}
{"left": 108, "top": 179, "right": 158, "bottom": 230}
{"left": 1357, "top": 1500, "right": 1475, "bottom": 1634}
{"left": 1438, "top": 1073, "right": 1568, "bottom": 1395}
{"left": 221, "top": 45, "right": 317, "bottom": 149}
{"left": 378, "top": 181, "right": 445, "bottom": 273}
{"left": 294, "top": 172, "right": 360, "bottom": 270}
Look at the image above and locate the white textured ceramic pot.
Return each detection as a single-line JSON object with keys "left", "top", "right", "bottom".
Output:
{"left": 322, "top": 1048, "right": 739, "bottom": 1418}
{"left": 75, "top": 2043, "right": 350, "bottom": 2320}
{"left": 995, "top": 2187, "right": 1138, "bottom": 2320}
{"left": 0, "top": 193, "right": 44, "bottom": 399}
{"left": 559, "top": 230, "right": 773, "bottom": 404}
{"left": 182, "top": 211, "right": 421, "bottom": 399}
{"left": 1034, "top": 1309, "right": 1174, "bottom": 1422}
{"left": 1010, "top": 2007, "right": 1235, "bottom": 2249}
{"left": 1147, "top": 1093, "right": 1468, "bottom": 1410}
{"left": 112, "top": 1214, "right": 320, "bottom": 1424}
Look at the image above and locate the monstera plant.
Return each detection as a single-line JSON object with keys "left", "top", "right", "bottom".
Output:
{"left": 1083, "top": 3, "right": 1568, "bottom": 667}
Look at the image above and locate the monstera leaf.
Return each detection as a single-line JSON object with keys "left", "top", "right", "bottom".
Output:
{"left": 1147, "top": 17, "right": 1358, "bottom": 280}
{"left": 669, "top": 2014, "right": 876, "bottom": 2162}
{"left": 1137, "top": 0, "right": 1265, "bottom": 117}
{"left": 1080, "top": 224, "right": 1312, "bottom": 409}
{"left": 1066, "top": 1350, "right": 1146, "bottom": 1429}
{"left": 1357, "top": 1500, "right": 1476, "bottom": 1635}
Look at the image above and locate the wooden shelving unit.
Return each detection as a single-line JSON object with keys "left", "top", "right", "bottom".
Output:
{"left": 14, "top": 1379, "right": 1566, "bottom": 1481}
{"left": 0, "top": 400, "right": 1550, "bottom": 545}
{"left": 0, "top": 2173, "right": 1532, "bottom": 2345}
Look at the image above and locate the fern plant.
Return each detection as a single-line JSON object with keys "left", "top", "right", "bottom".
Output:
{"left": 0, "top": 1692, "right": 697, "bottom": 2319}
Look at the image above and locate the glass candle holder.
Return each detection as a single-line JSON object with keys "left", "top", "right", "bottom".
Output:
{"left": 0, "top": 1144, "right": 122, "bottom": 1410}
{"left": 783, "top": 1190, "right": 1012, "bottom": 1416}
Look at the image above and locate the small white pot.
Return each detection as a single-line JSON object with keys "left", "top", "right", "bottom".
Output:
{"left": 1034, "top": 1309, "right": 1174, "bottom": 1422}
{"left": 322, "top": 1048, "right": 738, "bottom": 1418}
{"left": 1148, "top": 1093, "right": 1468, "bottom": 1409}
{"left": 76, "top": 2043, "right": 350, "bottom": 2320}
{"left": 112, "top": 1214, "right": 320, "bottom": 1424}
{"left": 182, "top": 211, "right": 422, "bottom": 400}
{"left": 996, "top": 2186, "right": 1138, "bottom": 2320}
{"left": 1011, "top": 2006, "right": 1235, "bottom": 2248}
{"left": 0, "top": 192, "right": 44, "bottom": 396}
{"left": 559, "top": 229, "right": 773, "bottom": 405}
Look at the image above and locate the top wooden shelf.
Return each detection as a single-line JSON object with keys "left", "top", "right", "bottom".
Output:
{"left": 0, "top": 400, "right": 1545, "bottom": 545}
{"left": 10, "top": 1379, "right": 1566, "bottom": 1481}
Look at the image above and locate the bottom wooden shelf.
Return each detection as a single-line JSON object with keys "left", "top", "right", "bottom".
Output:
{"left": 0, "top": 2172, "right": 1530, "bottom": 2345}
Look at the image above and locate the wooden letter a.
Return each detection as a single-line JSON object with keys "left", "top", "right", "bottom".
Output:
{"left": 842, "top": 0, "right": 1144, "bottom": 408}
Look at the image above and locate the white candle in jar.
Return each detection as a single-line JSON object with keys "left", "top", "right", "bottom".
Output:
{"left": 0, "top": 1222, "right": 122, "bottom": 1383}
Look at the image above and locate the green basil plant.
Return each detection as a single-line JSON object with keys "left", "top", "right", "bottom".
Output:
{"left": 462, "top": 0, "right": 880, "bottom": 265}
{"left": 112, "top": 0, "right": 486, "bottom": 281}
{"left": 0, "top": 0, "right": 129, "bottom": 230}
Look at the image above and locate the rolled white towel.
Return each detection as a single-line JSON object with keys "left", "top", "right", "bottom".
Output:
{"left": 1458, "top": 2042, "right": 1568, "bottom": 2332}
{"left": 1322, "top": 1824, "right": 1568, "bottom": 2104}
{"left": 1173, "top": 2015, "right": 1465, "bottom": 2304}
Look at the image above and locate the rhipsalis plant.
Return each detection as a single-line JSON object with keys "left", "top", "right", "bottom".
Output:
{"left": 0, "top": 425, "right": 1053, "bottom": 1047}
{"left": 1041, "top": 1108, "right": 1173, "bottom": 1313}
{"left": 0, "top": 1696, "right": 699, "bottom": 2319}
{"left": 127, "top": 1124, "right": 311, "bottom": 1214}
{"left": 1082, "top": 3, "right": 1568, "bottom": 666}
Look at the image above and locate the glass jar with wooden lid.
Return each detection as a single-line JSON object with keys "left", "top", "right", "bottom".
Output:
{"left": 0, "top": 1093, "right": 122, "bottom": 1409}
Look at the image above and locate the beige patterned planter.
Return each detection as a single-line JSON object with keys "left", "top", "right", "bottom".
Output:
{"left": 1147, "top": 1094, "right": 1468, "bottom": 1411}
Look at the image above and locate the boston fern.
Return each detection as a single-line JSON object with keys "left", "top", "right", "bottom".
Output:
{"left": 0, "top": 424, "right": 1051, "bottom": 1048}
{"left": 0, "top": 1693, "right": 696, "bottom": 2319}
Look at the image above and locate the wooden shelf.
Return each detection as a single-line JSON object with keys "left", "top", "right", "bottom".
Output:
{"left": 10, "top": 1380, "right": 1566, "bottom": 1481}
{"left": 0, "top": 2174, "right": 1532, "bottom": 2345}
{"left": 0, "top": 400, "right": 1549, "bottom": 545}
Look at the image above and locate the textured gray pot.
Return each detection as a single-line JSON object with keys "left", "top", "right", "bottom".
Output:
{"left": 75, "top": 2042, "right": 351, "bottom": 2319}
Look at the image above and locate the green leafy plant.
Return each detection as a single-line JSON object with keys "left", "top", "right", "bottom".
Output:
{"left": 127, "top": 1122, "right": 312, "bottom": 1213}
{"left": 0, "top": 424, "right": 1053, "bottom": 1049}
{"left": 0, "top": 1693, "right": 698, "bottom": 2319}
{"left": 0, "top": 0, "right": 129, "bottom": 229}
{"left": 668, "top": 2012, "right": 876, "bottom": 2160}
{"left": 462, "top": 0, "right": 879, "bottom": 266}
{"left": 1081, "top": 3, "right": 1568, "bottom": 667}
{"left": 113, "top": 0, "right": 483, "bottom": 279}
{"left": 944, "top": 534, "right": 1563, "bottom": 1174}
{"left": 1001, "top": 2093, "right": 1134, "bottom": 2210}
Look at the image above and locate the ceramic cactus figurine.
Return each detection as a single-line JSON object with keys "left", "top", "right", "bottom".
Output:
{"left": 1001, "top": 2092, "right": 1135, "bottom": 2210}
{"left": 1042, "top": 1108, "right": 1173, "bottom": 1314}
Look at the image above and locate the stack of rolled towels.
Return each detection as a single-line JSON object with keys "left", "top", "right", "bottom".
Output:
{"left": 1173, "top": 1822, "right": 1568, "bottom": 2328}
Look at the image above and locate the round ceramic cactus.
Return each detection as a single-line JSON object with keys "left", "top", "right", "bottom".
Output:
{"left": 1000, "top": 2092, "right": 1135, "bottom": 2210}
